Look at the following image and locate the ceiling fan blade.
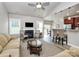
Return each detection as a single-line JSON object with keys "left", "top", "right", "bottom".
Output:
{"left": 41, "top": 7, "right": 45, "bottom": 10}
{"left": 42, "top": 2, "right": 49, "bottom": 6}
{"left": 28, "top": 3, "right": 36, "bottom": 7}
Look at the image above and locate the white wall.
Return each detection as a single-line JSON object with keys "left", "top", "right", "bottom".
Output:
{"left": 0, "top": 3, "right": 8, "bottom": 34}
{"left": 52, "top": 2, "right": 79, "bottom": 14}
{"left": 67, "top": 31, "right": 79, "bottom": 47}
{"left": 9, "top": 14, "right": 44, "bottom": 32}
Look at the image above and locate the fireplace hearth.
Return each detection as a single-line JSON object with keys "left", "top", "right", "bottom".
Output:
{"left": 24, "top": 30, "right": 34, "bottom": 38}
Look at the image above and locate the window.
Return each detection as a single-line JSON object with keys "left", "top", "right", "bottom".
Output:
{"left": 64, "top": 24, "right": 71, "bottom": 30}
{"left": 9, "top": 18, "right": 20, "bottom": 34}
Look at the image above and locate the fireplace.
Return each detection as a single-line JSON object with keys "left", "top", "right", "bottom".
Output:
{"left": 24, "top": 30, "right": 34, "bottom": 38}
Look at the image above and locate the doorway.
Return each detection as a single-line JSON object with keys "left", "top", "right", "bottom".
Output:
{"left": 44, "top": 24, "right": 51, "bottom": 36}
{"left": 43, "top": 24, "right": 53, "bottom": 43}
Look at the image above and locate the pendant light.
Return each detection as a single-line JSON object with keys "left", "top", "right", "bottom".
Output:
{"left": 68, "top": 7, "right": 71, "bottom": 20}
{"left": 68, "top": 17, "right": 71, "bottom": 20}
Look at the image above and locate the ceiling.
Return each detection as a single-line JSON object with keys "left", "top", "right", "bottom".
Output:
{"left": 54, "top": 3, "right": 79, "bottom": 18}
{"left": 44, "top": 3, "right": 79, "bottom": 21}
{"left": 64, "top": 4, "right": 79, "bottom": 18}
{"left": 3, "top": 2, "right": 60, "bottom": 18}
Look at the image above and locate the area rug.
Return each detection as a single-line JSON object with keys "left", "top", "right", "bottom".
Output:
{"left": 20, "top": 39, "right": 65, "bottom": 57}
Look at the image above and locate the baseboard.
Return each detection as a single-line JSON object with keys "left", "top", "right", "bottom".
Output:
{"left": 68, "top": 43, "right": 79, "bottom": 48}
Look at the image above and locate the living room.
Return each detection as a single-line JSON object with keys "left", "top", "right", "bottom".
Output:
{"left": 0, "top": 2, "right": 79, "bottom": 57}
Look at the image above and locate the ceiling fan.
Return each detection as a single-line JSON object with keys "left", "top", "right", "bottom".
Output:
{"left": 28, "top": 2, "right": 49, "bottom": 10}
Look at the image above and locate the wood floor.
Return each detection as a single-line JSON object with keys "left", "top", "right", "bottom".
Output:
{"left": 20, "top": 35, "right": 69, "bottom": 57}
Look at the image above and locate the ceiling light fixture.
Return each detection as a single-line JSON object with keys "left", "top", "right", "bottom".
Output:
{"left": 28, "top": 2, "right": 49, "bottom": 10}
{"left": 36, "top": 3, "right": 42, "bottom": 8}
{"left": 67, "top": 7, "right": 71, "bottom": 20}
{"left": 68, "top": 17, "right": 71, "bottom": 20}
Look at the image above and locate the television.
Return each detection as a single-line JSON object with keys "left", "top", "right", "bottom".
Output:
{"left": 25, "top": 22, "right": 33, "bottom": 27}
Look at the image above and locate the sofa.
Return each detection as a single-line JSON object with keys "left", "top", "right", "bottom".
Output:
{"left": 0, "top": 34, "right": 20, "bottom": 57}
{"left": 54, "top": 47, "right": 79, "bottom": 57}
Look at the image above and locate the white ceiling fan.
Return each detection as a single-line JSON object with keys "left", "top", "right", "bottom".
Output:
{"left": 28, "top": 2, "right": 50, "bottom": 10}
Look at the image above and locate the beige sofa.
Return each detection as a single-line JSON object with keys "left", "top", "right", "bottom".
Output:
{"left": 0, "top": 34, "right": 20, "bottom": 57}
{"left": 54, "top": 47, "right": 79, "bottom": 57}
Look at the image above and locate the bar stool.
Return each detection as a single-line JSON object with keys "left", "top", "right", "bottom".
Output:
{"left": 55, "top": 34, "right": 60, "bottom": 44}
{"left": 61, "top": 34, "right": 68, "bottom": 45}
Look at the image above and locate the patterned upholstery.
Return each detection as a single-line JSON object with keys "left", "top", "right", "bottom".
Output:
{"left": 0, "top": 45, "right": 3, "bottom": 53}
{"left": 0, "top": 35, "right": 9, "bottom": 48}
{"left": 0, "top": 34, "right": 20, "bottom": 57}
{"left": 4, "top": 39, "right": 20, "bottom": 50}
{"left": 3, "top": 34, "right": 12, "bottom": 41}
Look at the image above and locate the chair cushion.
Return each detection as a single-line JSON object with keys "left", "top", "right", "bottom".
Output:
{"left": 31, "top": 40, "right": 42, "bottom": 47}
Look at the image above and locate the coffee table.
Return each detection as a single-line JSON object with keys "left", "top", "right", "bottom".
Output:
{"left": 27, "top": 40, "right": 42, "bottom": 56}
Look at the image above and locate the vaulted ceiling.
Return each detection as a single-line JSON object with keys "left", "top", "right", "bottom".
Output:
{"left": 3, "top": 2, "right": 60, "bottom": 18}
